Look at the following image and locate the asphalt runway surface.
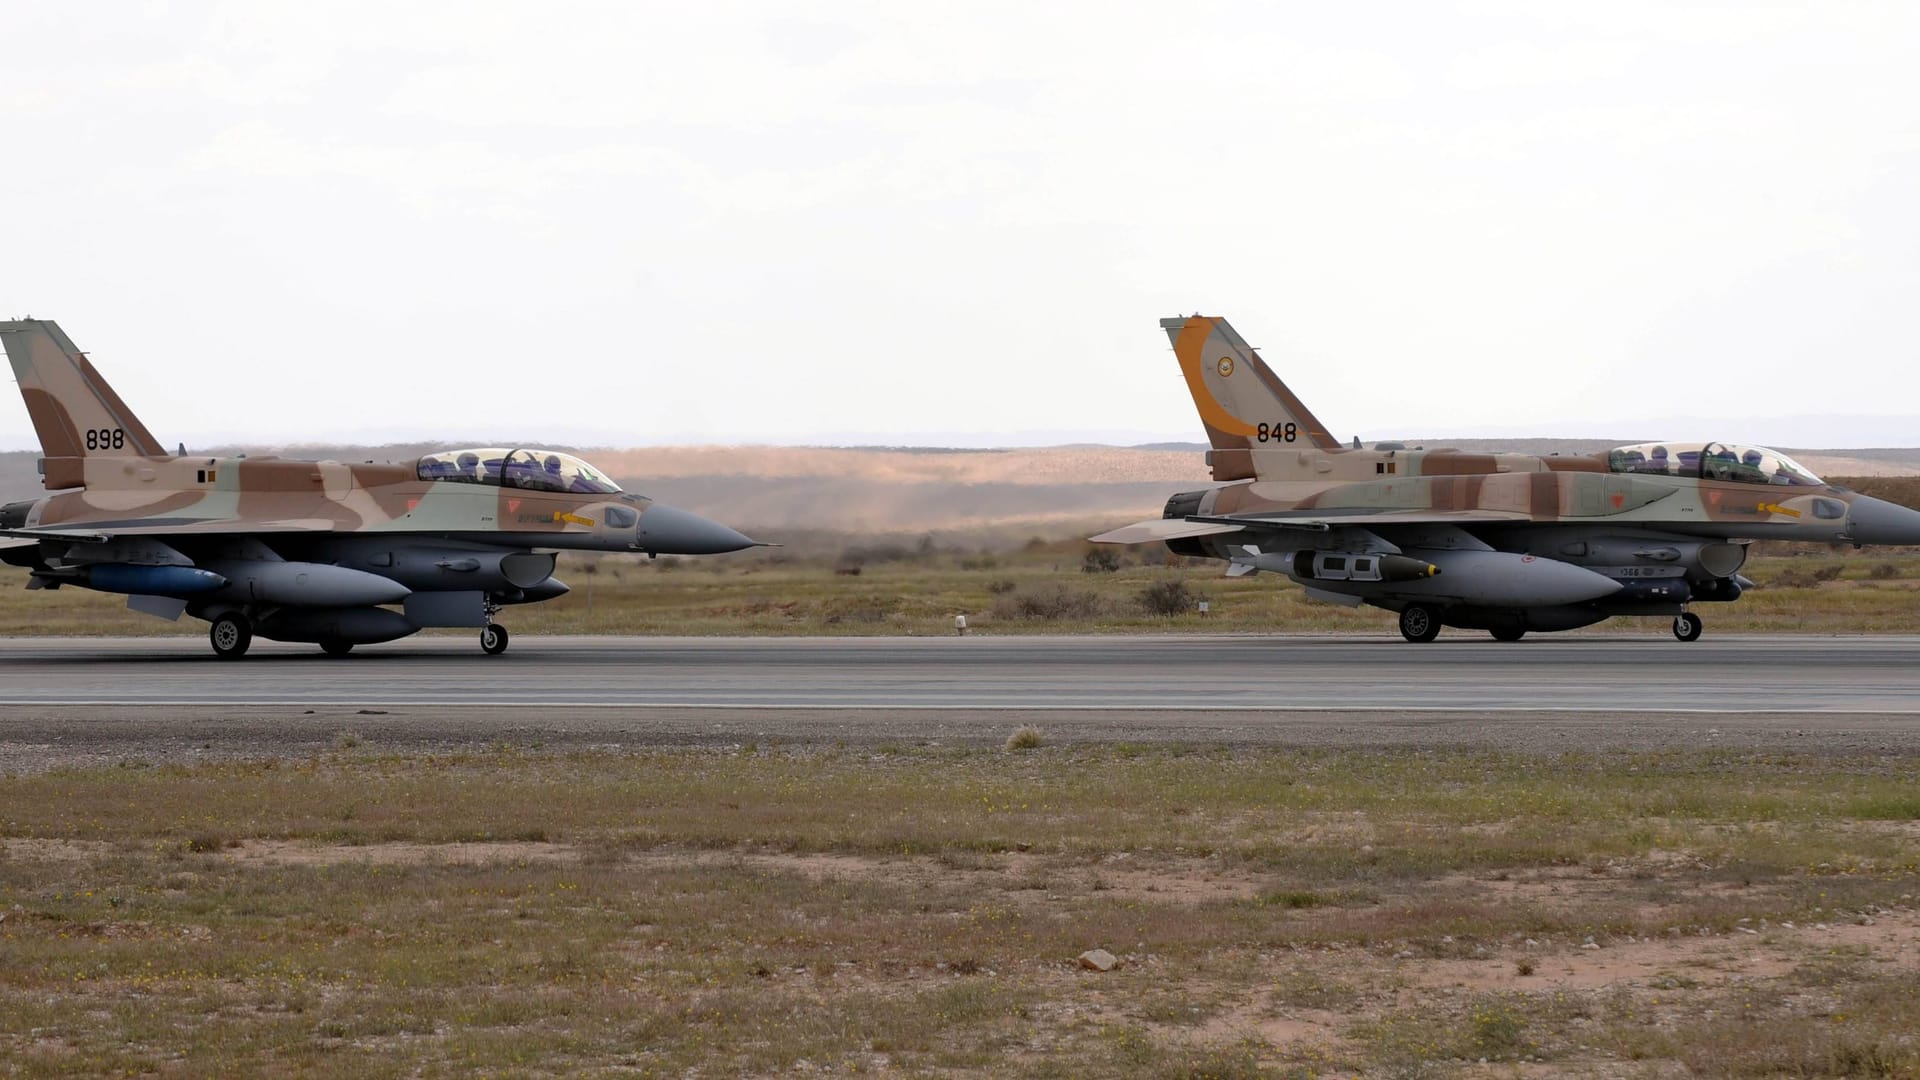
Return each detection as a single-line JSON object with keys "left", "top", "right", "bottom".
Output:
{"left": 1, "top": 635, "right": 1917, "bottom": 764}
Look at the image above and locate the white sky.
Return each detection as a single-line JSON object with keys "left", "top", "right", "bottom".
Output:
{"left": 2, "top": 1, "right": 1916, "bottom": 450}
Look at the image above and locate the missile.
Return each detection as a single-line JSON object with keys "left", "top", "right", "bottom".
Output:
{"left": 83, "top": 564, "right": 228, "bottom": 595}
{"left": 200, "top": 560, "right": 411, "bottom": 607}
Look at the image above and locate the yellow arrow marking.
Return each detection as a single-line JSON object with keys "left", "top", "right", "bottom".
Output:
{"left": 1757, "top": 502, "right": 1802, "bottom": 518}
{"left": 553, "top": 511, "right": 597, "bottom": 527}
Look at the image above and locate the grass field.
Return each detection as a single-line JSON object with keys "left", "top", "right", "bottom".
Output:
{"left": 4, "top": 743, "right": 1920, "bottom": 1076}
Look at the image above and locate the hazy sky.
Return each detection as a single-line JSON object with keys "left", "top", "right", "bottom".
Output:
{"left": 3, "top": 2, "right": 1916, "bottom": 450}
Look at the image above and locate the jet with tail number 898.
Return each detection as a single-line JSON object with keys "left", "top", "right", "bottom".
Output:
{"left": 0, "top": 318, "right": 761, "bottom": 658}
{"left": 1092, "top": 314, "right": 1920, "bottom": 642}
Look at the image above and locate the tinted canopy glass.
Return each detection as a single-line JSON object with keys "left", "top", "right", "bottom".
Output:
{"left": 1606, "top": 442, "right": 1822, "bottom": 487}
{"left": 417, "top": 448, "right": 622, "bottom": 493}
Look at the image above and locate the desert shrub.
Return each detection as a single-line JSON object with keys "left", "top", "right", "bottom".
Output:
{"left": 1812, "top": 563, "right": 1846, "bottom": 582}
{"left": 1138, "top": 579, "right": 1196, "bottom": 616}
{"left": 837, "top": 543, "right": 916, "bottom": 570}
{"left": 958, "top": 554, "right": 999, "bottom": 571}
{"left": 985, "top": 579, "right": 1017, "bottom": 595}
{"left": 821, "top": 598, "right": 893, "bottom": 625}
{"left": 1082, "top": 546, "right": 1122, "bottom": 573}
{"left": 1004, "top": 726, "right": 1045, "bottom": 751}
{"left": 1771, "top": 569, "right": 1814, "bottom": 589}
{"left": 992, "top": 585, "right": 1108, "bottom": 621}
{"left": 1870, "top": 562, "right": 1901, "bottom": 580}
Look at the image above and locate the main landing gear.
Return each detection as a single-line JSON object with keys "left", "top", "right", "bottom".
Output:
{"left": 210, "top": 613, "right": 252, "bottom": 659}
{"left": 1672, "top": 611, "right": 1704, "bottom": 642}
{"left": 1398, "top": 603, "right": 1441, "bottom": 643}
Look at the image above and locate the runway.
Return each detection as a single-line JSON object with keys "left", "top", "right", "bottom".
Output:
{"left": 1, "top": 633, "right": 1916, "bottom": 713}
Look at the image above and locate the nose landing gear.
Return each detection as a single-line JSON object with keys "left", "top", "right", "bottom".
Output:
{"left": 480, "top": 597, "right": 510, "bottom": 655}
{"left": 1672, "top": 611, "right": 1703, "bottom": 642}
{"left": 481, "top": 624, "right": 510, "bottom": 655}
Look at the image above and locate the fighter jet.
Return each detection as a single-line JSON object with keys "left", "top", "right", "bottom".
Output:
{"left": 1092, "top": 314, "right": 1920, "bottom": 641}
{"left": 0, "top": 318, "right": 759, "bottom": 657}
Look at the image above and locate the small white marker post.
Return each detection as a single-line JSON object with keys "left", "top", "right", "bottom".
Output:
{"left": 1197, "top": 600, "right": 1210, "bottom": 617}
{"left": 955, "top": 615, "right": 969, "bottom": 636}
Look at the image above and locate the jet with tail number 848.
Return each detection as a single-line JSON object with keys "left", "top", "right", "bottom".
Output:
{"left": 0, "top": 318, "right": 761, "bottom": 658}
{"left": 1092, "top": 314, "right": 1920, "bottom": 642}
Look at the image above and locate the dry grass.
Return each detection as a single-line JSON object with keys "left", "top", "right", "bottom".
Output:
{"left": 4, "top": 745, "right": 1920, "bottom": 1075}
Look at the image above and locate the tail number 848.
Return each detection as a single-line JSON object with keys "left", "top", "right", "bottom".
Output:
{"left": 85, "top": 428, "right": 126, "bottom": 451}
{"left": 1255, "top": 422, "right": 1297, "bottom": 443}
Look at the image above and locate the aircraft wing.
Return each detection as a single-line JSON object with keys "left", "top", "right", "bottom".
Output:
{"left": 1186, "top": 509, "right": 1536, "bottom": 530}
{"left": 1088, "top": 518, "right": 1249, "bottom": 545}
{"left": 1095, "top": 507, "right": 1542, "bottom": 545}
{"left": 1, "top": 519, "right": 339, "bottom": 541}
{"left": 0, "top": 527, "right": 112, "bottom": 544}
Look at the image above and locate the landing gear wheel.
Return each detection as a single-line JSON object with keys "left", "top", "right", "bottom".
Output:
{"left": 1489, "top": 627, "right": 1527, "bottom": 642}
{"left": 210, "top": 613, "right": 252, "bottom": 659}
{"left": 320, "top": 639, "right": 354, "bottom": 657}
{"left": 481, "top": 624, "right": 510, "bottom": 655}
{"left": 1398, "top": 604, "right": 1442, "bottom": 643}
{"left": 1672, "top": 612, "right": 1704, "bottom": 642}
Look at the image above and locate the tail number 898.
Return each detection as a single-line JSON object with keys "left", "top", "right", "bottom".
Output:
{"left": 86, "top": 428, "right": 126, "bottom": 451}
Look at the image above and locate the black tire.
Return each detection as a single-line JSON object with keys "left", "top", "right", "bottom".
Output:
{"left": 320, "top": 639, "right": 354, "bottom": 657}
{"left": 481, "top": 624, "right": 510, "bottom": 655}
{"left": 210, "top": 613, "right": 252, "bottom": 659}
{"left": 1673, "top": 612, "right": 1704, "bottom": 642}
{"left": 1398, "top": 604, "right": 1442, "bottom": 643}
{"left": 1489, "top": 627, "right": 1526, "bottom": 642}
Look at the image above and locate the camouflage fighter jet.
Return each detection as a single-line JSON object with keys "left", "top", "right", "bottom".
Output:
{"left": 1092, "top": 314, "right": 1920, "bottom": 642}
{"left": 0, "top": 318, "right": 760, "bottom": 657}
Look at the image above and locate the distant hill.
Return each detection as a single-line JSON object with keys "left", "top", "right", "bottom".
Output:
{"left": 0, "top": 441, "right": 1915, "bottom": 541}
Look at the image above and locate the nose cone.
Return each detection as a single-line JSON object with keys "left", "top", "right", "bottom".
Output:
{"left": 1846, "top": 496, "right": 1920, "bottom": 547}
{"left": 636, "top": 503, "right": 757, "bottom": 555}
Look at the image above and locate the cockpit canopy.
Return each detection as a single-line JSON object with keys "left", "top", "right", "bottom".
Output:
{"left": 1607, "top": 442, "right": 1823, "bottom": 487}
{"left": 417, "top": 448, "right": 622, "bottom": 494}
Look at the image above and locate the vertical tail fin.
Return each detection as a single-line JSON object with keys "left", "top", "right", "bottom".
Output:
{"left": 1161, "top": 314, "right": 1339, "bottom": 481}
{"left": 0, "top": 319, "right": 164, "bottom": 489}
